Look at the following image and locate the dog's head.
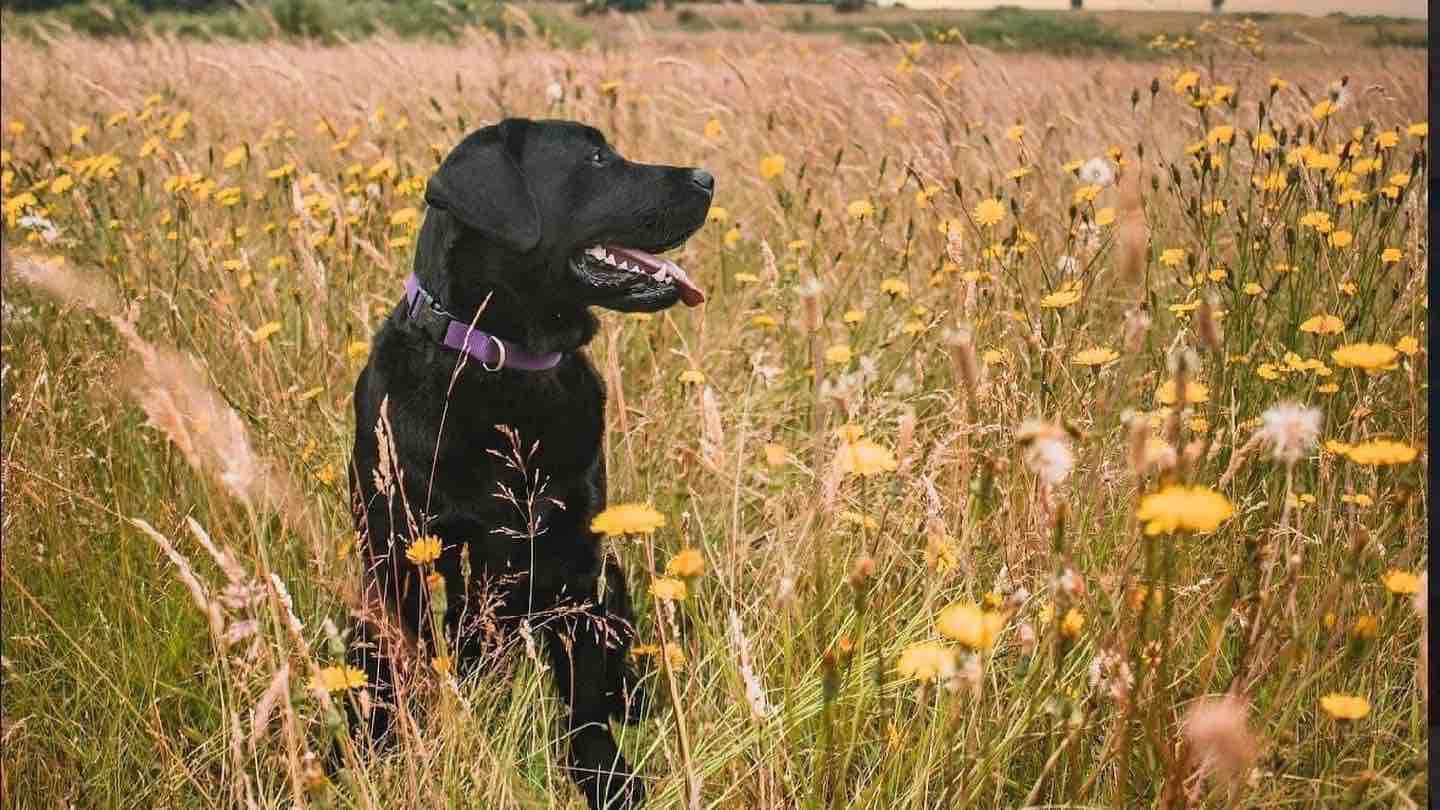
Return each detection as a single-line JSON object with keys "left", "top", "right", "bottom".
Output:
{"left": 422, "top": 118, "right": 712, "bottom": 328}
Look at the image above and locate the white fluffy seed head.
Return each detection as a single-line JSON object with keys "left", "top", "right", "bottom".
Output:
{"left": 1079, "top": 157, "right": 1116, "bottom": 187}
{"left": 1259, "top": 401, "right": 1322, "bottom": 464}
{"left": 1182, "top": 695, "right": 1257, "bottom": 785}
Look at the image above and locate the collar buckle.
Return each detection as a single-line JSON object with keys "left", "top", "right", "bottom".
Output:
{"left": 406, "top": 284, "right": 452, "bottom": 344}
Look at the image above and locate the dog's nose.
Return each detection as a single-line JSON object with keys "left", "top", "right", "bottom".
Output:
{"left": 690, "top": 169, "right": 715, "bottom": 194}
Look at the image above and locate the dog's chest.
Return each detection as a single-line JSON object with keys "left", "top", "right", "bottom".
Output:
{"left": 427, "top": 353, "right": 605, "bottom": 492}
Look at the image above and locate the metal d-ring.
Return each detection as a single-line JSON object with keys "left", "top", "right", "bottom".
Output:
{"left": 481, "top": 334, "right": 506, "bottom": 372}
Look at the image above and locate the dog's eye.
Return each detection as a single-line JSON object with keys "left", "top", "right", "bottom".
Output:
{"left": 588, "top": 149, "right": 608, "bottom": 167}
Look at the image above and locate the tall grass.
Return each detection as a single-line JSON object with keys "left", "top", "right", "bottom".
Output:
{"left": 0, "top": 20, "right": 1427, "bottom": 809}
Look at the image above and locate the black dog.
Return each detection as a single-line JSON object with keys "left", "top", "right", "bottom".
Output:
{"left": 346, "top": 118, "right": 711, "bottom": 808}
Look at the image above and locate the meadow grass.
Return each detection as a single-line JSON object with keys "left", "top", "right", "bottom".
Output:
{"left": 0, "top": 15, "right": 1428, "bottom": 809}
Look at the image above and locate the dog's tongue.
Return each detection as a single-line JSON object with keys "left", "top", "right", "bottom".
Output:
{"left": 604, "top": 245, "right": 706, "bottom": 307}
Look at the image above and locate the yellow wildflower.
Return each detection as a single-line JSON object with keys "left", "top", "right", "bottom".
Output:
{"left": 1342, "top": 440, "right": 1417, "bottom": 466}
{"left": 1319, "top": 694, "right": 1370, "bottom": 720}
{"left": 972, "top": 198, "right": 1006, "bottom": 228}
{"left": 836, "top": 438, "right": 897, "bottom": 477}
{"left": 1155, "top": 379, "right": 1209, "bottom": 405}
{"left": 1299, "top": 314, "right": 1344, "bottom": 335}
{"left": 1136, "top": 485, "right": 1234, "bottom": 536}
{"left": 310, "top": 665, "right": 368, "bottom": 693}
{"left": 666, "top": 548, "right": 705, "bottom": 579}
{"left": 936, "top": 602, "right": 1004, "bottom": 650}
{"left": 405, "top": 535, "right": 443, "bottom": 565}
{"left": 758, "top": 154, "right": 785, "bottom": 180}
{"left": 1381, "top": 570, "right": 1420, "bottom": 596}
{"left": 591, "top": 503, "right": 667, "bottom": 537}
{"left": 1072, "top": 347, "right": 1119, "bottom": 367}
{"left": 896, "top": 642, "right": 955, "bottom": 682}
{"left": 650, "top": 577, "right": 688, "bottom": 602}
{"left": 1330, "top": 343, "right": 1398, "bottom": 370}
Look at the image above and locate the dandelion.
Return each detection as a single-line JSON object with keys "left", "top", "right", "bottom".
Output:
{"left": 847, "top": 199, "right": 875, "bottom": 219}
{"left": 896, "top": 642, "right": 955, "bottom": 682}
{"left": 1206, "top": 125, "right": 1235, "bottom": 146}
{"left": 1072, "top": 347, "right": 1119, "bottom": 367}
{"left": 1078, "top": 157, "right": 1115, "bottom": 186}
{"left": 1173, "top": 71, "right": 1200, "bottom": 94}
{"left": 1259, "top": 402, "right": 1322, "bottom": 464}
{"left": 1342, "top": 440, "right": 1417, "bottom": 466}
{"left": 310, "top": 665, "right": 367, "bottom": 693}
{"left": 1155, "top": 379, "right": 1209, "bottom": 405}
{"left": 1182, "top": 695, "right": 1257, "bottom": 785}
{"left": 1059, "top": 608, "right": 1085, "bottom": 639}
{"left": 633, "top": 642, "right": 687, "bottom": 671}
{"left": 1136, "top": 485, "right": 1234, "bottom": 536}
{"left": 758, "top": 154, "right": 785, "bottom": 180}
{"left": 1017, "top": 419, "right": 1074, "bottom": 486}
{"left": 1381, "top": 248, "right": 1403, "bottom": 264}
{"left": 1299, "top": 314, "right": 1344, "bottom": 335}
{"left": 666, "top": 548, "right": 705, "bottom": 579}
{"left": 824, "top": 344, "right": 852, "bottom": 365}
{"left": 1331, "top": 343, "right": 1398, "bottom": 370}
{"left": 972, "top": 198, "right": 1006, "bottom": 228}
{"left": 650, "top": 577, "right": 688, "bottom": 602}
{"left": 1159, "top": 248, "right": 1186, "bottom": 267}
{"left": 1381, "top": 570, "right": 1420, "bottom": 596}
{"left": 1395, "top": 336, "right": 1419, "bottom": 355}
{"left": 1319, "top": 694, "right": 1370, "bottom": 721}
{"left": 836, "top": 438, "right": 897, "bottom": 477}
{"left": 251, "top": 321, "right": 282, "bottom": 343}
{"left": 389, "top": 207, "right": 419, "bottom": 227}
{"left": 405, "top": 535, "right": 442, "bottom": 565}
{"left": 1039, "top": 283, "right": 1082, "bottom": 309}
{"left": 936, "top": 602, "right": 1004, "bottom": 650}
{"left": 591, "top": 503, "right": 667, "bottom": 536}
{"left": 879, "top": 278, "right": 909, "bottom": 298}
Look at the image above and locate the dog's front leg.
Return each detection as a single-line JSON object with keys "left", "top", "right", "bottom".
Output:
{"left": 544, "top": 611, "right": 646, "bottom": 809}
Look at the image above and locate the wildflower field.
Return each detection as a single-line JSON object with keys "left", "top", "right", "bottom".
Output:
{"left": 0, "top": 10, "right": 1429, "bottom": 809}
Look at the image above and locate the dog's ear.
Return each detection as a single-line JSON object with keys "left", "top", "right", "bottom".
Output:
{"left": 425, "top": 119, "right": 540, "bottom": 253}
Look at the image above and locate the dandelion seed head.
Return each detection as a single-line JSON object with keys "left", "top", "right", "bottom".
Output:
{"left": 1259, "top": 401, "right": 1322, "bottom": 464}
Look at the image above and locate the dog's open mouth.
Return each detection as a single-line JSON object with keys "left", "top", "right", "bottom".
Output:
{"left": 571, "top": 243, "right": 706, "bottom": 313}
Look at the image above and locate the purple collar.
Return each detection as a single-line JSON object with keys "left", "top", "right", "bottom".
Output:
{"left": 402, "top": 274, "right": 564, "bottom": 372}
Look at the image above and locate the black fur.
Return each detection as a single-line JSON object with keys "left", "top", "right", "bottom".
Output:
{"left": 345, "top": 119, "right": 712, "bottom": 808}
